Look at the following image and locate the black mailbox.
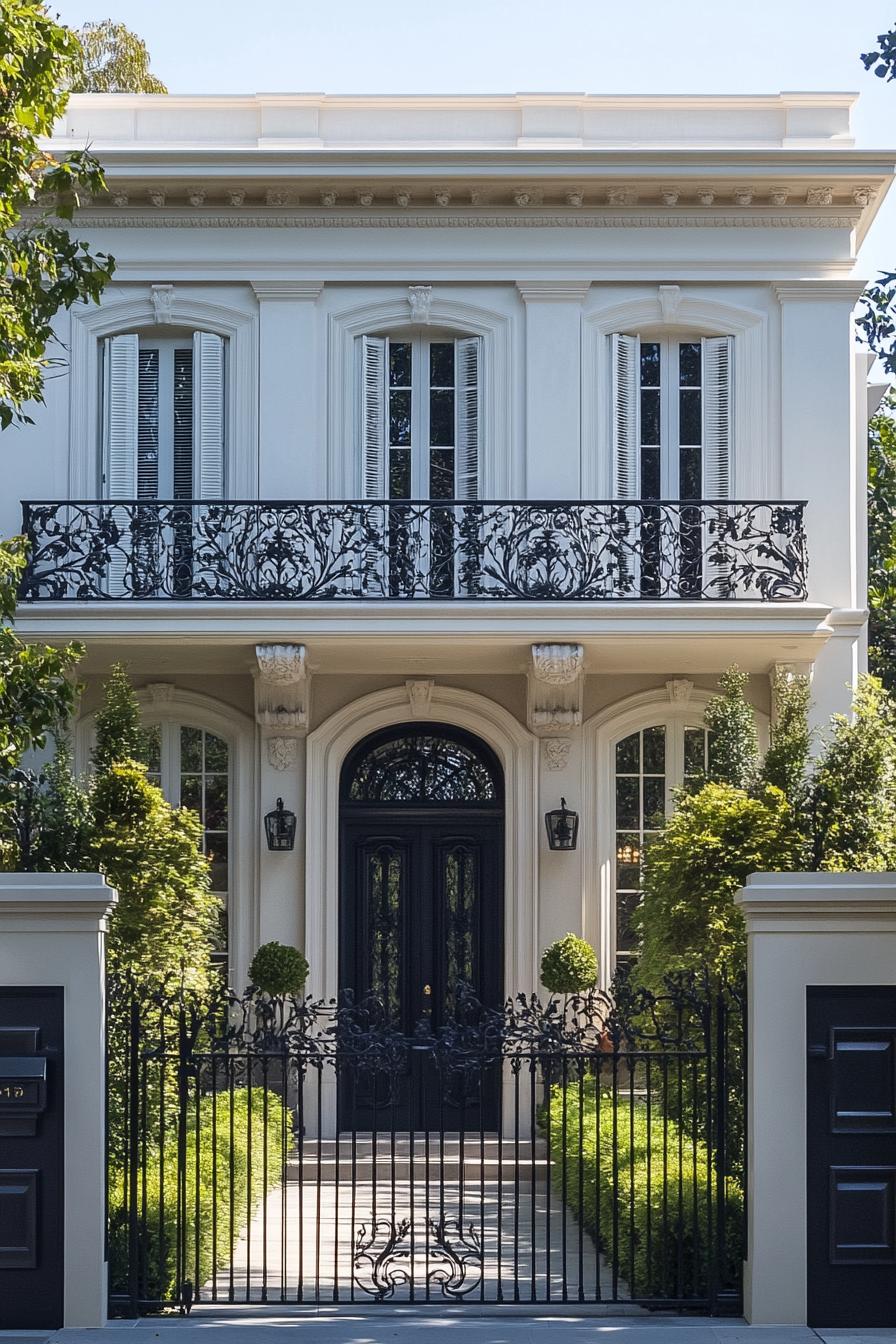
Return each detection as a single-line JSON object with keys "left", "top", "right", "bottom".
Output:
{"left": 0, "top": 1028, "right": 48, "bottom": 1136}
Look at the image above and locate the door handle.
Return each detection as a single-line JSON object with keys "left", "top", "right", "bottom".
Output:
{"left": 807, "top": 1043, "right": 828, "bottom": 1059}
{"left": 422, "top": 984, "right": 432, "bottom": 998}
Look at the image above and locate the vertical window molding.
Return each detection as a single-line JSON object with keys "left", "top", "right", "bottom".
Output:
{"left": 327, "top": 296, "right": 513, "bottom": 498}
{"left": 68, "top": 295, "right": 258, "bottom": 499}
{"left": 582, "top": 293, "right": 768, "bottom": 500}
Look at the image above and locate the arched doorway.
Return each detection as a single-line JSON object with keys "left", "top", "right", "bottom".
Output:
{"left": 339, "top": 723, "right": 504, "bottom": 1129}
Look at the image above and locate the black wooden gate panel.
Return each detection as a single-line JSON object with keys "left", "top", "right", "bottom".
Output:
{"left": 107, "top": 973, "right": 745, "bottom": 1315}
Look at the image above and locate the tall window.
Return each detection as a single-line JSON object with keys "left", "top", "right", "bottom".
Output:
{"left": 613, "top": 721, "right": 709, "bottom": 964}
{"left": 143, "top": 722, "right": 230, "bottom": 964}
{"left": 102, "top": 331, "right": 226, "bottom": 500}
{"left": 360, "top": 334, "right": 480, "bottom": 500}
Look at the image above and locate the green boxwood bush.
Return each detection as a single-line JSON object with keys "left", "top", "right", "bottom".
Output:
{"left": 249, "top": 940, "right": 309, "bottom": 996}
{"left": 546, "top": 1086, "right": 743, "bottom": 1301}
{"left": 540, "top": 933, "right": 598, "bottom": 994}
{"left": 108, "top": 1086, "right": 288, "bottom": 1303}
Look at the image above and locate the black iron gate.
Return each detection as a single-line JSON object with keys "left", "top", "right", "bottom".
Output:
{"left": 107, "top": 972, "right": 745, "bottom": 1314}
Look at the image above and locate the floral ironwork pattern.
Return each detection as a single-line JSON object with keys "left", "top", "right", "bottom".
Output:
{"left": 21, "top": 498, "right": 808, "bottom": 601}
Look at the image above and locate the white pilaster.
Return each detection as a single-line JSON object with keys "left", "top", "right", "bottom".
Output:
{"left": 736, "top": 871, "right": 896, "bottom": 1324}
{"left": 0, "top": 873, "right": 117, "bottom": 1328}
{"left": 516, "top": 281, "right": 591, "bottom": 498}
{"left": 253, "top": 281, "right": 324, "bottom": 498}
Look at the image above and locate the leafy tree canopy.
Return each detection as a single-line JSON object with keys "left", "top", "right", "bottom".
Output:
{"left": 858, "top": 23, "right": 896, "bottom": 377}
{"left": 868, "top": 396, "right": 896, "bottom": 688}
{"left": 1, "top": 0, "right": 114, "bottom": 429}
{"left": 69, "top": 19, "right": 167, "bottom": 93}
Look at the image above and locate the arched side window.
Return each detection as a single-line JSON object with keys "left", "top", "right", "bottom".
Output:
{"left": 358, "top": 332, "right": 480, "bottom": 500}
{"left": 612, "top": 719, "right": 708, "bottom": 965}
{"left": 102, "top": 329, "right": 226, "bottom": 500}
{"left": 611, "top": 332, "right": 732, "bottom": 502}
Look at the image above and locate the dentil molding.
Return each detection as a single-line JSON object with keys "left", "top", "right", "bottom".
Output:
{"left": 69, "top": 211, "right": 861, "bottom": 231}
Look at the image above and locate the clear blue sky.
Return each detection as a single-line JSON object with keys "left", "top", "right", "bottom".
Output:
{"left": 51, "top": 0, "right": 896, "bottom": 277}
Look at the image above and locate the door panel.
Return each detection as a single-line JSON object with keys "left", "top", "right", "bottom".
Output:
{"left": 339, "top": 815, "right": 502, "bottom": 1132}
{"left": 807, "top": 987, "right": 896, "bottom": 1326}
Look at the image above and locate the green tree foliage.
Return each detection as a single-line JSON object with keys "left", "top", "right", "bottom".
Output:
{"left": 540, "top": 933, "right": 598, "bottom": 994}
{"left": 633, "top": 782, "right": 803, "bottom": 987}
{"left": 761, "top": 668, "right": 811, "bottom": 808}
{"left": 1, "top": 1, "right": 114, "bottom": 429}
{"left": 92, "top": 660, "right": 149, "bottom": 772}
{"left": 0, "top": 539, "right": 82, "bottom": 862}
{"left": 868, "top": 398, "right": 896, "bottom": 688}
{"left": 69, "top": 20, "right": 167, "bottom": 94}
{"left": 705, "top": 666, "right": 759, "bottom": 789}
{"left": 810, "top": 678, "right": 896, "bottom": 872}
{"left": 857, "top": 26, "right": 896, "bottom": 376}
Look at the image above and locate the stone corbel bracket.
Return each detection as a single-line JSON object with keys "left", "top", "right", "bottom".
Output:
{"left": 527, "top": 643, "right": 584, "bottom": 737}
{"left": 254, "top": 644, "right": 309, "bottom": 738}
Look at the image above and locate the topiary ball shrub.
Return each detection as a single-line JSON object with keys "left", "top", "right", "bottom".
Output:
{"left": 249, "top": 941, "right": 309, "bottom": 997}
{"left": 540, "top": 933, "right": 598, "bottom": 995}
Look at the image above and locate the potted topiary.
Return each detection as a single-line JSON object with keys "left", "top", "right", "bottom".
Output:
{"left": 540, "top": 933, "right": 598, "bottom": 997}
{"left": 249, "top": 940, "right": 309, "bottom": 997}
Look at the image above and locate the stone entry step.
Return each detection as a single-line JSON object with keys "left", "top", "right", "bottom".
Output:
{"left": 285, "top": 1134, "right": 551, "bottom": 1186}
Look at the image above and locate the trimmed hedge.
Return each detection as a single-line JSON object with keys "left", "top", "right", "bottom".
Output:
{"left": 546, "top": 1086, "right": 743, "bottom": 1301}
{"left": 109, "top": 1086, "right": 288, "bottom": 1304}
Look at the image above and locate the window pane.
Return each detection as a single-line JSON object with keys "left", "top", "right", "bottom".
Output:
{"left": 430, "top": 448, "right": 455, "bottom": 499}
{"left": 640, "top": 342, "right": 660, "bottom": 387}
{"left": 429, "top": 388, "right": 455, "bottom": 447}
{"left": 615, "top": 776, "right": 639, "bottom": 830}
{"left": 137, "top": 349, "right": 160, "bottom": 499}
{"left": 141, "top": 723, "right": 162, "bottom": 775}
{"left": 206, "top": 833, "right": 228, "bottom": 892}
{"left": 204, "top": 732, "right": 228, "bottom": 772}
{"left": 181, "top": 773, "right": 201, "bottom": 813}
{"left": 643, "top": 775, "right": 666, "bottom": 828}
{"left": 389, "top": 342, "right": 411, "bottom": 386}
{"left": 389, "top": 389, "right": 412, "bottom": 446}
{"left": 642, "top": 725, "right": 666, "bottom": 773}
{"left": 680, "top": 446, "right": 702, "bottom": 500}
{"left": 204, "top": 774, "right": 228, "bottom": 831}
{"left": 389, "top": 448, "right": 411, "bottom": 498}
{"left": 616, "top": 732, "right": 639, "bottom": 774}
{"left": 181, "top": 726, "right": 203, "bottom": 772}
{"left": 679, "top": 389, "right": 701, "bottom": 445}
{"left": 641, "top": 447, "right": 661, "bottom": 499}
{"left": 172, "top": 347, "right": 194, "bottom": 500}
{"left": 679, "top": 342, "right": 701, "bottom": 387}
{"left": 616, "top": 890, "right": 641, "bottom": 954}
{"left": 429, "top": 342, "right": 454, "bottom": 388}
{"left": 684, "top": 726, "right": 707, "bottom": 777}
{"left": 640, "top": 389, "right": 660, "bottom": 446}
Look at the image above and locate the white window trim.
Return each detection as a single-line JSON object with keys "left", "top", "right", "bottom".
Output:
{"left": 74, "top": 687, "right": 257, "bottom": 987}
{"left": 327, "top": 295, "right": 514, "bottom": 498}
{"left": 583, "top": 291, "right": 769, "bottom": 500}
{"left": 69, "top": 294, "right": 257, "bottom": 499}
{"left": 582, "top": 687, "right": 770, "bottom": 989}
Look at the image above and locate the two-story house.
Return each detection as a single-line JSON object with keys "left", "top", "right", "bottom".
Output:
{"left": 9, "top": 92, "right": 893, "bottom": 1038}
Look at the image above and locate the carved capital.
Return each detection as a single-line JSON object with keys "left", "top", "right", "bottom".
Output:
{"left": 542, "top": 738, "right": 571, "bottom": 771}
{"left": 406, "top": 679, "right": 434, "bottom": 718}
{"left": 254, "top": 644, "right": 309, "bottom": 734}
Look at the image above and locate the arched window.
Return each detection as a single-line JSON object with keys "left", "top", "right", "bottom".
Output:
{"left": 341, "top": 724, "right": 503, "bottom": 806}
{"left": 612, "top": 719, "right": 709, "bottom": 965}
{"left": 102, "top": 329, "right": 226, "bottom": 500}
{"left": 142, "top": 721, "right": 230, "bottom": 963}
{"left": 359, "top": 333, "right": 480, "bottom": 500}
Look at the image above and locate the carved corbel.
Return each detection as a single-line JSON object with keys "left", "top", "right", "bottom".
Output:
{"left": 254, "top": 644, "right": 309, "bottom": 736}
{"left": 527, "top": 644, "right": 584, "bottom": 737}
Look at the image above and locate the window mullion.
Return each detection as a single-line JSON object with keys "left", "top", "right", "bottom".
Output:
{"left": 662, "top": 338, "right": 677, "bottom": 500}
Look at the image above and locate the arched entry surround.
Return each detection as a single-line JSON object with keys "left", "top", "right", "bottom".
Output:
{"left": 305, "top": 685, "right": 540, "bottom": 1004}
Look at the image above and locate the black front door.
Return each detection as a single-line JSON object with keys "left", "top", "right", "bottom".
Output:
{"left": 338, "top": 725, "right": 504, "bottom": 1132}
{"left": 807, "top": 986, "right": 896, "bottom": 1327}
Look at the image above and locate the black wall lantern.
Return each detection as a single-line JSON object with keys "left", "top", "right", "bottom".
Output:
{"left": 264, "top": 798, "right": 297, "bottom": 852}
{"left": 545, "top": 797, "right": 579, "bottom": 851}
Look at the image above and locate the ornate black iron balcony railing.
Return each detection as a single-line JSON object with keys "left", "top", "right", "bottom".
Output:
{"left": 19, "top": 498, "right": 808, "bottom": 602}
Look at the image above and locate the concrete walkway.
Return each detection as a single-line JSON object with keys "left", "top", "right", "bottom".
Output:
{"left": 6, "top": 1317, "right": 896, "bottom": 1344}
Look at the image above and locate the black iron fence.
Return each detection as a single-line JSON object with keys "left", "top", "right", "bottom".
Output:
{"left": 22, "top": 499, "right": 807, "bottom": 602}
{"left": 107, "top": 973, "right": 745, "bottom": 1315}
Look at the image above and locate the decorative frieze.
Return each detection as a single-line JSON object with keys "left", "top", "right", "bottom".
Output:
{"left": 528, "top": 644, "right": 584, "bottom": 736}
{"left": 73, "top": 211, "right": 861, "bottom": 230}
{"left": 254, "top": 644, "right": 309, "bottom": 734}
{"left": 542, "top": 738, "right": 571, "bottom": 771}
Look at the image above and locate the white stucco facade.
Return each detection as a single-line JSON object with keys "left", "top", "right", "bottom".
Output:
{"left": 8, "top": 92, "right": 893, "bottom": 992}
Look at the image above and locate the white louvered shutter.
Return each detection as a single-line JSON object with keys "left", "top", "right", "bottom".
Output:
{"left": 455, "top": 336, "right": 480, "bottom": 500}
{"left": 360, "top": 336, "right": 387, "bottom": 499}
{"left": 611, "top": 334, "right": 639, "bottom": 498}
{"left": 103, "top": 334, "right": 139, "bottom": 498}
{"left": 702, "top": 336, "right": 733, "bottom": 595}
{"left": 102, "top": 334, "right": 139, "bottom": 596}
{"left": 193, "top": 332, "right": 225, "bottom": 499}
{"left": 610, "top": 333, "right": 640, "bottom": 596}
{"left": 702, "top": 336, "right": 732, "bottom": 499}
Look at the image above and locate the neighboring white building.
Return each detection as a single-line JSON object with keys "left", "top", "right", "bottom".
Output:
{"left": 9, "top": 92, "right": 893, "bottom": 1013}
